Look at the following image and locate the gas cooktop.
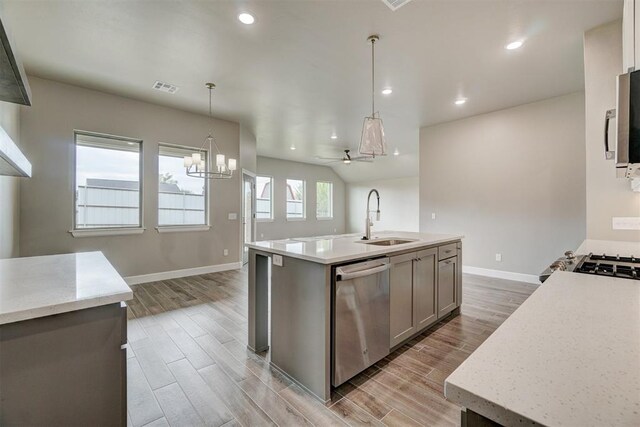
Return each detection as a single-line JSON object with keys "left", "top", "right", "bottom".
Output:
{"left": 539, "top": 251, "right": 640, "bottom": 283}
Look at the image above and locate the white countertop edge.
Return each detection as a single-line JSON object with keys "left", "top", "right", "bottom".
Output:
{"left": 246, "top": 233, "right": 463, "bottom": 264}
{"left": 0, "top": 289, "right": 133, "bottom": 325}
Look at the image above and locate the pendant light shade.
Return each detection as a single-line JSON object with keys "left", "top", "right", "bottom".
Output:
{"left": 359, "top": 115, "right": 386, "bottom": 157}
{"left": 358, "top": 35, "right": 387, "bottom": 158}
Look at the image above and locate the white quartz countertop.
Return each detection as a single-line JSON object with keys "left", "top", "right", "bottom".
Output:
{"left": 0, "top": 251, "right": 133, "bottom": 325}
{"left": 246, "top": 231, "right": 464, "bottom": 264}
{"left": 445, "top": 271, "right": 640, "bottom": 426}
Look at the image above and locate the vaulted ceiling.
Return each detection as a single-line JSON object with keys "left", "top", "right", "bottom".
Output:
{"left": 3, "top": 0, "right": 622, "bottom": 182}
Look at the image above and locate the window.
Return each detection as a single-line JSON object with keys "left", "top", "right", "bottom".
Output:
{"left": 74, "top": 131, "right": 142, "bottom": 230}
{"left": 158, "top": 144, "right": 208, "bottom": 227}
{"left": 286, "top": 179, "right": 305, "bottom": 219}
{"left": 256, "top": 176, "right": 273, "bottom": 220}
{"left": 316, "top": 181, "right": 333, "bottom": 219}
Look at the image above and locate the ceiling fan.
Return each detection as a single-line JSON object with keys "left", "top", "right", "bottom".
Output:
{"left": 316, "top": 149, "right": 373, "bottom": 165}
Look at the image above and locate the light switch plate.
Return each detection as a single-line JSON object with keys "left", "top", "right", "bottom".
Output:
{"left": 272, "top": 254, "right": 283, "bottom": 267}
{"left": 228, "top": 213, "right": 238, "bottom": 220}
{"left": 612, "top": 217, "right": 640, "bottom": 230}
{"left": 431, "top": 213, "right": 436, "bottom": 220}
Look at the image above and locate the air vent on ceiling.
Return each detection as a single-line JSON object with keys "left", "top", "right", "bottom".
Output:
{"left": 152, "top": 80, "right": 179, "bottom": 94}
{"left": 381, "top": 0, "right": 413, "bottom": 11}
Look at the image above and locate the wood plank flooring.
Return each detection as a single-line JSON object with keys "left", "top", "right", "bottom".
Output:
{"left": 127, "top": 269, "right": 537, "bottom": 427}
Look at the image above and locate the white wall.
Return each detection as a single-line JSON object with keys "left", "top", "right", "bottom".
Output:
{"left": 584, "top": 20, "right": 640, "bottom": 242}
{"left": 19, "top": 77, "right": 244, "bottom": 278}
{"left": 347, "top": 177, "right": 419, "bottom": 235}
{"left": 420, "top": 92, "right": 586, "bottom": 276}
{"left": 0, "top": 100, "right": 22, "bottom": 259}
{"left": 256, "top": 156, "right": 346, "bottom": 240}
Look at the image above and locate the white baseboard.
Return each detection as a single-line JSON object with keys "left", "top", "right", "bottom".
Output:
{"left": 124, "top": 261, "right": 243, "bottom": 285}
{"left": 463, "top": 265, "right": 540, "bottom": 285}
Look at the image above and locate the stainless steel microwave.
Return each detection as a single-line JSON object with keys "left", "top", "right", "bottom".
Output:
{"left": 612, "top": 70, "right": 640, "bottom": 178}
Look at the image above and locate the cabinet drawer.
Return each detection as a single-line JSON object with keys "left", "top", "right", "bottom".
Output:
{"left": 438, "top": 243, "right": 457, "bottom": 260}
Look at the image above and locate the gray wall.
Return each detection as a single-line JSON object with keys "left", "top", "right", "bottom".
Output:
{"left": 239, "top": 125, "right": 257, "bottom": 174}
{"left": 256, "top": 156, "right": 345, "bottom": 240}
{"left": 0, "top": 100, "right": 22, "bottom": 259}
{"left": 347, "top": 177, "right": 419, "bottom": 235}
{"left": 584, "top": 20, "right": 640, "bottom": 242}
{"left": 19, "top": 77, "right": 243, "bottom": 277}
{"left": 419, "top": 92, "right": 586, "bottom": 275}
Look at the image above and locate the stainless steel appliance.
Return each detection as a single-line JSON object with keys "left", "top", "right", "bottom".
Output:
{"left": 539, "top": 251, "right": 639, "bottom": 283}
{"left": 332, "top": 258, "right": 390, "bottom": 386}
{"left": 611, "top": 70, "right": 640, "bottom": 178}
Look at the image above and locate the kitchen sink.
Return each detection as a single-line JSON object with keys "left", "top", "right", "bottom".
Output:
{"left": 359, "top": 238, "right": 416, "bottom": 246}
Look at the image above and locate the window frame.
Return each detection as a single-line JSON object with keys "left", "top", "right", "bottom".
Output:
{"left": 316, "top": 181, "right": 334, "bottom": 220}
{"left": 71, "top": 130, "right": 145, "bottom": 237}
{"left": 156, "top": 142, "right": 210, "bottom": 231}
{"left": 285, "top": 178, "right": 306, "bottom": 221}
{"left": 255, "top": 175, "right": 274, "bottom": 222}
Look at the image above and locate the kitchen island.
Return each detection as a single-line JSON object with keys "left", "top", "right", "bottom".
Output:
{"left": 445, "top": 254, "right": 640, "bottom": 426}
{"left": 0, "top": 251, "right": 132, "bottom": 426}
{"left": 247, "top": 231, "right": 463, "bottom": 402}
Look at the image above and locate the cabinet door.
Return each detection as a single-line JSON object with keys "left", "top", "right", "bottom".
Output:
{"left": 414, "top": 248, "right": 437, "bottom": 332}
{"left": 390, "top": 253, "right": 416, "bottom": 348}
{"left": 624, "top": 0, "right": 635, "bottom": 72}
{"left": 438, "top": 256, "right": 458, "bottom": 318}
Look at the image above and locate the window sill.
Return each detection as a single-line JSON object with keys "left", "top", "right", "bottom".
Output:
{"left": 69, "top": 227, "right": 145, "bottom": 238}
{"left": 155, "top": 225, "right": 211, "bottom": 233}
{"left": 256, "top": 218, "right": 274, "bottom": 223}
{"left": 286, "top": 217, "right": 307, "bottom": 222}
{"left": 316, "top": 217, "right": 334, "bottom": 221}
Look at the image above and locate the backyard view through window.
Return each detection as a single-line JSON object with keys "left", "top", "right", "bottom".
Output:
{"left": 256, "top": 176, "right": 273, "bottom": 220}
{"left": 316, "top": 181, "right": 333, "bottom": 218}
{"left": 286, "top": 179, "right": 305, "bottom": 219}
{"left": 75, "top": 132, "right": 142, "bottom": 229}
{"left": 158, "top": 145, "right": 207, "bottom": 226}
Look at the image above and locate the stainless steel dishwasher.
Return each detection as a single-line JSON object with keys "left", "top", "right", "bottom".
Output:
{"left": 332, "top": 257, "right": 390, "bottom": 386}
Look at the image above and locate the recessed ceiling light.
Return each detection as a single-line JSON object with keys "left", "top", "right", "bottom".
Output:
{"left": 290, "top": 145, "right": 296, "bottom": 150}
{"left": 382, "top": 88, "right": 393, "bottom": 95}
{"left": 238, "top": 13, "right": 255, "bottom": 25}
{"left": 330, "top": 134, "right": 338, "bottom": 140}
{"left": 455, "top": 98, "right": 467, "bottom": 106}
{"left": 393, "top": 148, "right": 399, "bottom": 156}
{"left": 505, "top": 40, "right": 523, "bottom": 50}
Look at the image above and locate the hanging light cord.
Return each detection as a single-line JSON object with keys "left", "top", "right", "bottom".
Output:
{"left": 371, "top": 37, "right": 375, "bottom": 117}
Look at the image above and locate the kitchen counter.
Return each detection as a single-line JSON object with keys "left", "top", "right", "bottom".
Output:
{"left": 246, "top": 231, "right": 464, "bottom": 264}
{"left": 445, "top": 270, "right": 640, "bottom": 426}
{"left": 0, "top": 251, "right": 132, "bottom": 325}
{"left": 248, "top": 231, "right": 463, "bottom": 403}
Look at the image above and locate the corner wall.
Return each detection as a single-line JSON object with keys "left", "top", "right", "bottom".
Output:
{"left": 0, "top": 100, "right": 22, "bottom": 258}
{"left": 256, "top": 156, "right": 346, "bottom": 240}
{"left": 346, "top": 177, "right": 419, "bottom": 235}
{"left": 419, "top": 92, "right": 586, "bottom": 276}
{"left": 19, "top": 77, "right": 243, "bottom": 278}
{"left": 584, "top": 20, "right": 640, "bottom": 242}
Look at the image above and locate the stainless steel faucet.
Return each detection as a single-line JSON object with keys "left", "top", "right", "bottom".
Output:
{"left": 363, "top": 189, "right": 380, "bottom": 240}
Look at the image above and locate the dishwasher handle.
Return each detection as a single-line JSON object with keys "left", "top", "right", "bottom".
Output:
{"left": 336, "top": 262, "right": 390, "bottom": 281}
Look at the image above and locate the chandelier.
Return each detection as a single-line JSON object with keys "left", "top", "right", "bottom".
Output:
{"left": 358, "top": 35, "right": 388, "bottom": 158}
{"left": 184, "top": 83, "right": 236, "bottom": 179}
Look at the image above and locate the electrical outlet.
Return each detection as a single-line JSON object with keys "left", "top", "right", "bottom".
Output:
{"left": 495, "top": 253, "right": 502, "bottom": 262}
{"left": 431, "top": 213, "right": 436, "bottom": 220}
{"left": 260, "top": 233, "right": 264, "bottom": 239}
{"left": 612, "top": 217, "right": 640, "bottom": 230}
{"left": 273, "top": 254, "right": 283, "bottom": 267}
{"left": 223, "top": 249, "right": 229, "bottom": 256}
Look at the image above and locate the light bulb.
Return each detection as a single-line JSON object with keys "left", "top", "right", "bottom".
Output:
{"left": 228, "top": 158, "right": 237, "bottom": 171}
{"left": 184, "top": 156, "right": 193, "bottom": 167}
{"left": 192, "top": 153, "right": 201, "bottom": 163}
{"left": 216, "top": 154, "right": 225, "bottom": 167}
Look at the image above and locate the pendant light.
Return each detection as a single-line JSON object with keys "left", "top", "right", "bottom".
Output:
{"left": 184, "top": 83, "right": 237, "bottom": 179}
{"left": 358, "top": 35, "right": 387, "bottom": 158}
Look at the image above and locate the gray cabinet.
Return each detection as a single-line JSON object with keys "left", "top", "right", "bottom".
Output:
{"left": 389, "top": 248, "right": 438, "bottom": 348}
{"left": 390, "top": 241, "right": 462, "bottom": 349}
{"left": 437, "top": 256, "right": 459, "bottom": 318}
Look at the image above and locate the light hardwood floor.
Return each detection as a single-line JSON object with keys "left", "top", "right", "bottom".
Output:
{"left": 126, "top": 268, "right": 537, "bottom": 427}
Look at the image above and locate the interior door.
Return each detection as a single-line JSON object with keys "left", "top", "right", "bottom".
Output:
{"left": 242, "top": 173, "right": 256, "bottom": 265}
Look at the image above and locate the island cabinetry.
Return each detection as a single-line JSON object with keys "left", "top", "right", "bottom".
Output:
{"left": 390, "top": 247, "right": 438, "bottom": 348}
{"left": 0, "top": 302, "right": 128, "bottom": 426}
